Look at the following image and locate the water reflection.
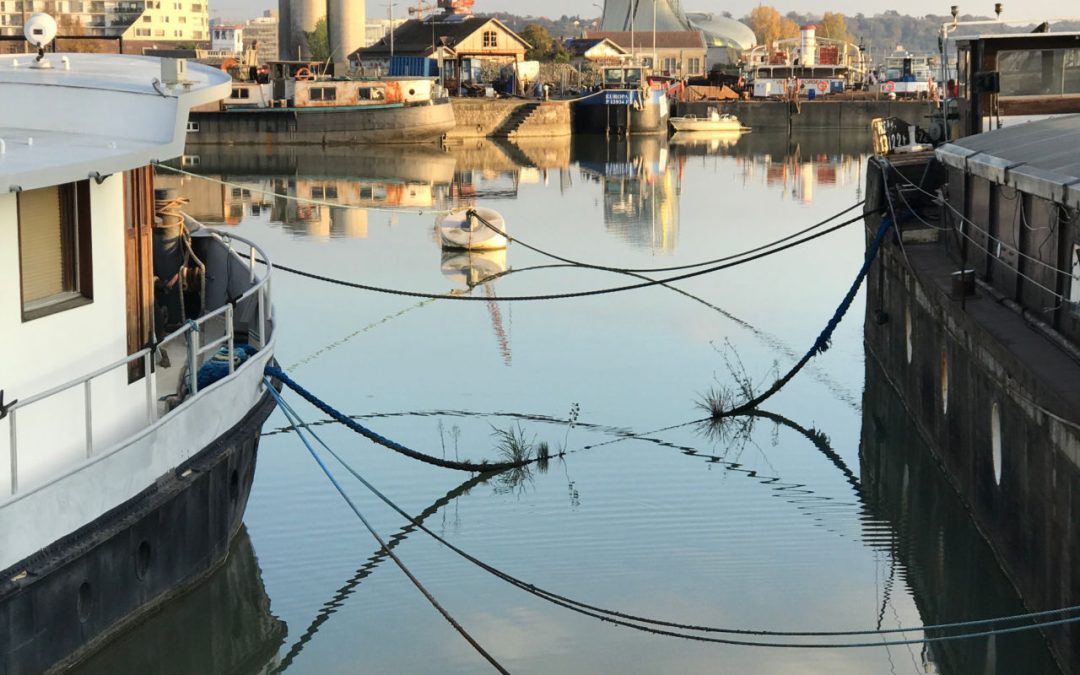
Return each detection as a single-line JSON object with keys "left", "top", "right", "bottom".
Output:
{"left": 71, "top": 528, "right": 285, "bottom": 675}
{"left": 166, "top": 131, "right": 865, "bottom": 250}
{"left": 145, "top": 130, "right": 1069, "bottom": 673}
{"left": 860, "top": 358, "right": 1062, "bottom": 675}
{"left": 574, "top": 136, "right": 680, "bottom": 252}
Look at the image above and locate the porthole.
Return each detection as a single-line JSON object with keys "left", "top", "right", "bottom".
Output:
{"left": 135, "top": 541, "right": 152, "bottom": 580}
{"left": 905, "top": 305, "right": 913, "bottom": 364}
{"left": 229, "top": 469, "right": 240, "bottom": 503}
{"left": 940, "top": 349, "right": 949, "bottom": 415}
{"left": 77, "top": 581, "right": 93, "bottom": 623}
{"left": 991, "top": 401, "right": 1003, "bottom": 486}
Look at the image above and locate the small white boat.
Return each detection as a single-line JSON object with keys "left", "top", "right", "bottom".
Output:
{"left": 669, "top": 107, "right": 746, "bottom": 133}
{"left": 439, "top": 207, "right": 509, "bottom": 251}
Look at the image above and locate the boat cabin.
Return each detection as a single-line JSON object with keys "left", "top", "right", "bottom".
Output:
{"left": 0, "top": 52, "right": 276, "bottom": 585}
{"left": 951, "top": 31, "right": 1080, "bottom": 137}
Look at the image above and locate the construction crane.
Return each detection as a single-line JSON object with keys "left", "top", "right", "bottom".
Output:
{"left": 438, "top": 0, "right": 474, "bottom": 15}
{"left": 408, "top": 0, "right": 437, "bottom": 19}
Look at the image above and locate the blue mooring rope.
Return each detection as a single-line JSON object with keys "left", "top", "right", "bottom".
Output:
{"left": 265, "top": 382, "right": 509, "bottom": 673}
{"left": 265, "top": 366, "right": 548, "bottom": 472}
{"left": 716, "top": 215, "right": 894, "bottom": 418}
{"left": 267, "top": 376, "right": 1080, "bottom": 649}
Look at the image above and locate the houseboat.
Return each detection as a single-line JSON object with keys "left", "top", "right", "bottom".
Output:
{"left": 0, "top": 18, "right": 278, "bottom": 673}
{"left": 864, "top": 27, "right": 1080, "bottom": 671}
{"left": 188, "top": 60, "right": 457, "bottom": 145}
{"left": 572, "top": 64, "right": 673, "bottom": 135}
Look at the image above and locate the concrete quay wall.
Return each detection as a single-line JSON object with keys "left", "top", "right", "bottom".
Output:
{"left": 676, "top": 100, "right": 930, "bottom": 130}
{"left": 447, "top": 99, "right": 572, "bottom": 140}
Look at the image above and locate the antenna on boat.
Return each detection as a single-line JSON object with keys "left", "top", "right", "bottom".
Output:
{"left": 24, "top": 13, "right": 57, "bottom": 69}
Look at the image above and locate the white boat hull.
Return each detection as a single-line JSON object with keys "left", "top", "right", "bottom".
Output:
{"left": 670, "top": 116, "right": 745, "bottom": 133}
{"left": 439, "top": 207, "right": 509, "bottom": 251}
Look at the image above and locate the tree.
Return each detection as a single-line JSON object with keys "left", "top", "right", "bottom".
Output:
{"left": 305, "top": 17, "right": 329, "bottom": 62}
{"left": 818, "top": 12, "right": 853, "bottom": 43}
{"left": 749, "top": 6, "right": 798, "bottom": 47}
{"left": 780, "top": 18, "right": 800, "bottom": 41}
{"left": 520, "top": 23, "right": 553, "bottom": 61}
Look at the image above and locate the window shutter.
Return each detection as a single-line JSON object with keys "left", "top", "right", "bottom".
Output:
{"left": 18, "top": 186, "right": 67, "bottom": 303}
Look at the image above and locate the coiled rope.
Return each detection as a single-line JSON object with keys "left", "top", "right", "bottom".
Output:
{"left": 270, "top": 390, "right": 1080, "bottom": 649}
{"left": 267, "top": 384, "right": 509, "bottom": 674}
{"left": 266, "top": 213, "right": 867, "bottom": 302}
{"left": 709, "top": 214, "right": 895, "bottom": 418}
{"left": 266, "top": 366, "right": 551, "bottom": 472}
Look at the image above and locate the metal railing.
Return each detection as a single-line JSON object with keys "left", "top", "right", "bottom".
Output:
{"left": 4, "top": 228, "right": 273, "bottom": 497}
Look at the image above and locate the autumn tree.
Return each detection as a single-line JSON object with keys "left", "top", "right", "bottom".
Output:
{"left": 817, "top": 12, "right": 853, "bottom": 43}
{"left": 748, "top": 5, "right": 783, "bottom": 47}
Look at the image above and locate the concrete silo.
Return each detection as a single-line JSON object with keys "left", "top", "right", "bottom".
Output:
{"left": 327, "top": 0, "right": 365, "bottom": 72}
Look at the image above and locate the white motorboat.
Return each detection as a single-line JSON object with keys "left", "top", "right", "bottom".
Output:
{"left": 0, "top": 15, "right": 278, "bottom": 672}
{"left": 669, "top": 107, "right": 747, "bottom": 133}
{"left": 439, "top": 207, "right": 509, "bottom": 251}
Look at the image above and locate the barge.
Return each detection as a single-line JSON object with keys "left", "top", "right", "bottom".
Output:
{"left": 0, "top": 21, "right": 279, "bottom": 673}
{"left": 188, "top": 60, "right": 456, "bottom": 146}
{"left": 863, "top": 26, "right": 1080, "bottom": 672}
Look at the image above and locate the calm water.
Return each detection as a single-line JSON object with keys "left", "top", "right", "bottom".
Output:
{"left": 78, "top": 132, "right": 1059, "bottom": 674}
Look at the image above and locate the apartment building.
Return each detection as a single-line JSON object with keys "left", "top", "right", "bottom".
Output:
{"left": 0, "top": 0, "right": 209, "bottom": 52}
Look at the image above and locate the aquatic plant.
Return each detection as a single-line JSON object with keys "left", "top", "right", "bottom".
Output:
{"left": 491, "top": 423, "right": 536, "bottom": 495}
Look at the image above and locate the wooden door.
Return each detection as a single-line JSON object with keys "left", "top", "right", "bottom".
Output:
{"left": 124, "top": 166, "right": 156, "bottom": 382}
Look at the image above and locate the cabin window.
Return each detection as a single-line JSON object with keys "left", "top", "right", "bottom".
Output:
{"left": 998, "top": 48, "right": 1080, "bottom": 98}
{"left": 230, "top": 87, "right": 251, "bottom": 99}
{"left": 483, "top": 31, "right": 497, "bottom": 48}
{"left": 358, "top": 87, "right": 385, "bottom": 100}
{"left": 310, "top": 87, "right": 337, "bottom": 101}
{"left": 17, "top": 181, "right": 93, "bottom": 321}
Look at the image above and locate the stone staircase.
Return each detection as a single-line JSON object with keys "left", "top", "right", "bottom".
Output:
{"left": 491, "top": 102, "right": 542, "bottom": 138}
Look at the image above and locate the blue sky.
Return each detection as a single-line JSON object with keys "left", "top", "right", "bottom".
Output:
{"left": 219, "top": 0, "right": 1076, "bottom": 24}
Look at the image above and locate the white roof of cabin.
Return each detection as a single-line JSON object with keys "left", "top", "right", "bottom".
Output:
{"left": 0, "top": 53, "right": 230, "bottom": 193}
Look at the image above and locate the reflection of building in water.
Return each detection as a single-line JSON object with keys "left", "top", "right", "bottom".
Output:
{"left": 734, "top": 152, "right": 864, "bottom": 205}
{"left": 157, "top": 170, "right": 453, "bottom": 240}
{"left": 577, "top": 137, "right": 680, "bottom": 252}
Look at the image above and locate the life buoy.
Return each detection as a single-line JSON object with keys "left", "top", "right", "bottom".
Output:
{"left": 818, "top": 80, "right": 828, "bottom": 92}
{"left": 883, "top": 80, "right": 896, "bottom": 93}
{"left": 295, "top": 67, "right": 314, "bottom": 81}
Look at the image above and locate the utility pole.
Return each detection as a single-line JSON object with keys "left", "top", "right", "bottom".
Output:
{"left": 386, "top": 2, "right": 396, "bottom": 59}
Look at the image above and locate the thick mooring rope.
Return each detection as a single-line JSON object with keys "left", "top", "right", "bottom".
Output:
{"left": 272, "top": 391, "right": 1080, "bottom": 649}
{"left": 265, "top": 214, "right": 866, "bottom": 302}
{"left": 710, "top": 215, "right": 895, "bottom": 418}
{"left": 467, "top": 201, "right": 866, "bottom": 274}
{"left": 267, "top": 384, "right": 509, "bottom": 674}
{"left": 266, "top": 366, "right": 553, "bottom": 473}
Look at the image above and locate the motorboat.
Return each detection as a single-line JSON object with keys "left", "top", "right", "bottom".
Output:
{"left": 669, "top": 107, "right": 747, "bottom": 132}
{"left": 439, "top": 207, "right": 509, "bottom": 251}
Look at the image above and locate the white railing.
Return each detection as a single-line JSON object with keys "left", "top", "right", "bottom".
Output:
{"left": 4, "top": 228, "right": 273, "bottom": 497}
